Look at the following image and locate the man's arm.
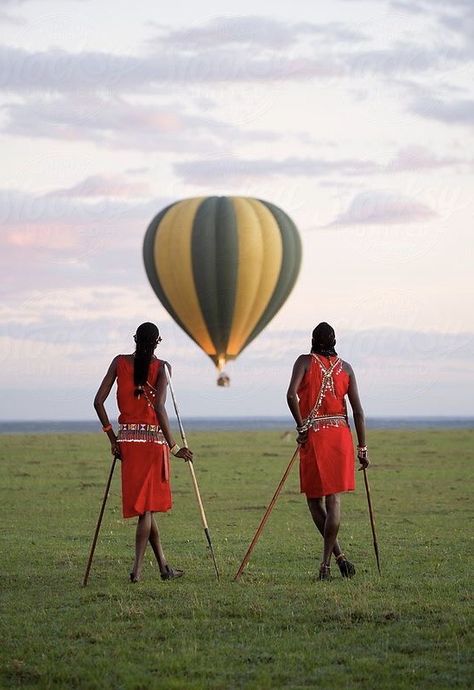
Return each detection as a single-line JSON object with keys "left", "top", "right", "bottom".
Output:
{"left": 286, "top": 354, "right": 310, "bottom": 443}
{"left": 93, "top": 356, "right": 120, "bottom": 457}
{"left": 345, "top": 361, "right": 369, "bottom": 469}
{"left": 154, "top": 363, "right": 193, "bottom": 462}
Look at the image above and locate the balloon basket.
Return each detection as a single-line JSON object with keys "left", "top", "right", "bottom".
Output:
{"left": 217, "top": 372, "right": 230, "bottom": 387}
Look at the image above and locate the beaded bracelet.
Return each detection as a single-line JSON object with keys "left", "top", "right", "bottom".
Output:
{"left": 170, "top": 443, "right": 181, "bottom": 456}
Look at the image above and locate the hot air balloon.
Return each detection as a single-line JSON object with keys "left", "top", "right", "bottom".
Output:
{"left": 143, "top": 196, "right": 302, "bottom": 384}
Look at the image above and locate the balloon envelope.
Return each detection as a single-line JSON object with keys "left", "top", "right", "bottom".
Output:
{"left": 143, "top": 196, "right": 302, "bottom": 373}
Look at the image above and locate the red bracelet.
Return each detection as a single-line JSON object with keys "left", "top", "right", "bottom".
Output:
{"left": 102, "top": 424, "right": 112, "bottom": 432}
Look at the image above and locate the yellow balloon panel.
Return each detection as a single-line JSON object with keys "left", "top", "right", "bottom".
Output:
{"left": 154, "top": 198, "right": 216, "bottom": 355}
{"left": 226, "top": 198, "right": 282, "bottom": 356}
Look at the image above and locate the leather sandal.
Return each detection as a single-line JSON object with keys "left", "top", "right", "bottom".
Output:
{"left": 160, "top": 565, "right": 184, "bottom": 581}
{"left": 318, "top": 562, "right": 331, "bottom": 581}
{"left": 335, "top": 553, "right": 356, "bottom": 578}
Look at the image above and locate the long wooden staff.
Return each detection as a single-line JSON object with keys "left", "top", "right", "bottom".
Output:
{"left": 234, "top": 446, "right": 300, "bottom": 581}
{"left": 362, "top": 467, "right": 381, "bottom": 575}
{"left": 83, "top": 454, "right": 118, "bottom": 586}
{"left": 164, "top": 365, "right": 220, "bottom": 580}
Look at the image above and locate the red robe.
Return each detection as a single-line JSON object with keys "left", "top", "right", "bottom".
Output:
{"left": 297, "top": 354, "right": 355, "bottom": 498}
{"left": 116, "top": 355, "right": 171, "bottom": 518}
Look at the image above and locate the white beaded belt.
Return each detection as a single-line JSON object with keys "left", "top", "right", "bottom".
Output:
{"left": 117, "top": 423, "right": 166, "bottom": 444}
{"left": 303, "top": 414, "right": 348, "bottom": 432}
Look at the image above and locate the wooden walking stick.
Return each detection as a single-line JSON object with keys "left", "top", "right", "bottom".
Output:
{"left": 83, "top": 454, "right": 118, "bottom": 586}
{"left": 234, "top": 446, "right": 300, "bottom": 581}
{"left": 362, "top": 467, "right": 381, "bottom": 575}
{"left": 164, "top": 365, "right": 220, "bottom": 580}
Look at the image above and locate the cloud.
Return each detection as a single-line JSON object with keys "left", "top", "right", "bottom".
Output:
{"left": 0, "top": 6, "right": 471, "bottom": 100}
{"left": 156, "top": 15, "right": 367, "bottom": 50}
{"left": 411, "top": 94, "right": 474, "bottom": 125}
{"left": 390, "top": 0, "right": 474, "bottom": 35}
{"left": 440, "top": 9, "right": 474, "bottom": 55}
{"left": 2, "top": 0, "right": 89, "bottom": 4}
{"left": 3, "top": 14, "right": 449, "bottom": 97}
{"left": 0, "top": 11, "right": 26, "bottom": 25}
{"left": 0, "top": 286, "right": 159, "bottom": 328}
{"left": 386, "top": 1, "right": 474, "bottom": 67}
{"left": 0, "top": 230, "right": 149, "bottom": 298}
{"left": 0, "top": 43, "right": 343, "bottom": 94}
{"left": 0, "top": 186, "right": 169, "bottom": 296}
{"left": 253, "top": 326, "right": 474, "bottom": 362}
{"left": 386, "top": 145, "right": 465, "bottom": 171}
{"left": 160, "top": 15, "right": 302, "bottom": 50}
{"left": 174, "top": 144, "right": 468, "bottom": 186}
{"left": 47, "top": 174, "right": 151, "bottom": 198}
{"left": 0, "top": 9, "right": 470, "bottom": 147}
{"left": 174, "top": 156, "right": 379, "bottom": 185}
{"left": 0, "top": 39, "right": 455, "bottom": 95}
{"left": 342, "top": 0, "right": 473, "bottom": 81}
{"left": 2, "top": 94, "right": 274, "bottom": 152}
{"left": 327, "top": 190, "right": 436, "bottom": 226}
{"left": 0, "top": 0, "right": 27, "bottom": 24}
{"left": 0, "top": 0, "right": 89, "bottom": 25}
{"left": 0, "top": 188, "right": 162, "bottom": 227}
{"left": 388, "top": 1, "right": 426, "bottom": 14}
{"left": 344, "top": 43, "right": 460, "bottom": 78}
{"left": 0, "top": 45, "right": 146, "bottom": 93}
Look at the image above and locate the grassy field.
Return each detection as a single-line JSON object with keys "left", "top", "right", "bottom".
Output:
{"left": 0, "top": 428, "right": 472, "bottom": 689}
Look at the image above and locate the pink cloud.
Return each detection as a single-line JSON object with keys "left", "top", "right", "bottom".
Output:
{"left": 6, "top": 226, "right": 77, "bottom": 250}
{"left": 3, "top": 94, "right": 245, "bottom": 153}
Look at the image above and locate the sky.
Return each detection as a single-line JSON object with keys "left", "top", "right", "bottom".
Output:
{"left": 0, "top": 0, "right": 473, "bottom": 420}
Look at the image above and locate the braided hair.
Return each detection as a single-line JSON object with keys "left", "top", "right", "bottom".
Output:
{"left": 311, "top": 322, "right": 337, "bottom": 357}
{"left": 134, "top": 322, "right": 159, "bottom": 397}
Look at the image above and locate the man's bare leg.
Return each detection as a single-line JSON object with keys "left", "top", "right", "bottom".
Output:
{"left": 131, "top": 511, "right": 152, "bottom": 581}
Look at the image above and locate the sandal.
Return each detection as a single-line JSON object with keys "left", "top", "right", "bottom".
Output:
{"left": 335, "top": 553, "right": 356, "bottom": 578}
{"left": 318, "top": 562, "right": 331, "bottom": 581}
{"left": 129, "top": 571, "right": 140, "bottom": 583}
{"left": 160, "top": 565, "right": 184, "bottom": 581}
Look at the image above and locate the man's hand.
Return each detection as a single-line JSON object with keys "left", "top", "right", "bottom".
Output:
{"left": 296, "top": 430, "right": 308, "bottom": 445}
{"left": 110, "top": 437, "right": 121, "bottom": 460}
{"left": 176, "top": 447, "right": 193, "bottom": 462}
{"left": 357, "top": 447, "right": 369, "bottom": 470}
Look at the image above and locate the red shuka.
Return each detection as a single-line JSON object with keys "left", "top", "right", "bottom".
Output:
{"left": 297, "top": 354, "right": 355, "bottom": 498}
{"left": 116, "top": 355, "right": 171, "bottom": 518}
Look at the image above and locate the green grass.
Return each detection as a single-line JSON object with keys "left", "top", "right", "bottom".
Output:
{"left": 1, "top": 428, "right": 473, "bottom": 689}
